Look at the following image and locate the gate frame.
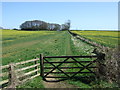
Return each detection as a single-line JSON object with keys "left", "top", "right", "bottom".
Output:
{"left": 40, "top": 54, "right": 103, "bottom": 82}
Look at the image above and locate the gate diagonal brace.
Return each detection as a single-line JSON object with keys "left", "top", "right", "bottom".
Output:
{"left": 70, "top": 59, "right": 97, "bottom": 78}
{"left": 44, "top": 58, "right": 70, "bottom": 78}
{"left": 71, "top": 58, "right": 85, "bottom": 67}
{"left": 82, "top": 59, "right": 97, "bottom": 75}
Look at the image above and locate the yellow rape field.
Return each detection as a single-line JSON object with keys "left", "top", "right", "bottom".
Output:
{"left": 72, "top": 30, "right": 120, "bottom": 48}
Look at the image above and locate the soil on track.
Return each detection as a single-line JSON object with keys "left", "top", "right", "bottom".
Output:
{"left": 43, "top": 75, "right": 79, "bottom": 88}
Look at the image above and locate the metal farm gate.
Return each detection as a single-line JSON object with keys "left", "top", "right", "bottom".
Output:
{"left": 40, "top": 54, "right": 102, "bottom": 82}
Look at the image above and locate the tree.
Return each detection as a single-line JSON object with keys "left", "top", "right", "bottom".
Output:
{"left": 20, "top": 20, "right": 48, "bottom": 30}
{"left": 47, "top": 23, "right": 55, "bottom": 30}
{"left": 61, "top": 20, "right": 71, "bottom": 30}
{"left": 66, "top": 20, "right": 71, "bottom": 30}
{"left": 20, "top": 20, "right": 70, "bottom": 31}
{"left": 53, "top": 24, "right": 61, "bottom": 31}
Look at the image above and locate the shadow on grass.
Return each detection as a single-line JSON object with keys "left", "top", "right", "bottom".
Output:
{"left": 70, "top": 76, "right": 96, "bottom": 84}
{"left": 44, "top": 75, "right": 96, "bottom": 84}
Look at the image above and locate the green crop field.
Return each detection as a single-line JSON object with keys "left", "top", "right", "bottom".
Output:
{"left": 2, "top": 30, "right": 94, "bottom": 65}
{"left": 71, "top": 30, "right": 120, "bottom": 48}
{"left": 2, "top": 29, "right": 118, "bottom": 88}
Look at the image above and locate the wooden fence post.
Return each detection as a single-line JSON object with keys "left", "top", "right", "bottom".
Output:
{"left": 7, "top": 63, "right": 21, "bottom": 88}
{"left": 35, "top": 58, "right": 38, "bottom": 75}
{"left": 40, "top": 54, "right": 44, "bottom": 77}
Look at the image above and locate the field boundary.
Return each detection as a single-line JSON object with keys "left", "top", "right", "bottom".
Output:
{"left": 1, "top": 53, "right": 105, "bottom": 88}
{"left": 68, "top": 30, "right": 109, "bottom": 49}
{"left": 69, "top": 31, "right": 120, "bottom": 86}
{"left": 1, "top": 53, "right": 106, "bottom": 88}
{"left": 40, "top": 54, "right": 105, "bottom": 82}
{"left": 0, "top": 58, "right": 40, "bottom": 88}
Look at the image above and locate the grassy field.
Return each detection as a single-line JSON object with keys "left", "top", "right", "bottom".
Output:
{"left": 2, "top": 29, "right": 118, "bottom": 88}
{"left": 2, "top": 30, "right": 71, "bottom": 65}
{"left": 2, "top": 29, "right": 75, "bottom": 88}
{"left": 71, "top": 30, "right": 120, "bottom": 48}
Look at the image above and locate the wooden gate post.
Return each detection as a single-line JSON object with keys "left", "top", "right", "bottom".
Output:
{"left": 40, "top": 54, "right": 44, "bottom": 77}
{"left": 7, "top": 63, "right": 21, "bottom": 88}
{"left": 96, "top": 53, "right": 105, "bottom": 78}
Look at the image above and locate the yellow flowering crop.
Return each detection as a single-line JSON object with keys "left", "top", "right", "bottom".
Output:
{"left": 72, "top": 30, "right": 120, "bottom": 48}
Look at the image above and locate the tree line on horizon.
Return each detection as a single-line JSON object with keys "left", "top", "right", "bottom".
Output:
{"left": 20, "top": 20, "right": 70, "bottom": 31}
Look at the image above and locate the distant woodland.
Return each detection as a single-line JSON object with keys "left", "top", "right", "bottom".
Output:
{"left": 20, "top": 20, "right": 70, "bottom": 31}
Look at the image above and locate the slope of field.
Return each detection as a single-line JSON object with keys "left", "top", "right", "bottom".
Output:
{"left": 2, "top": 30, "right": 117, "bottom": 88}
{"left": 2, "top": 30, "right": 75, "bottom": 88}
{"left": 71, "top": 30, "right": 120, "bottom": 48}
{"left": 2, "top": 29, "right": 96, "bottom": 88}
{"left": 2, "top": 30, "right": 72, "bottom": 65}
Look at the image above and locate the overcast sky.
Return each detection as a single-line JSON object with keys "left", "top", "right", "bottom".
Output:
{"left": 2, "top": 2, "right": 118, "bottom": 30}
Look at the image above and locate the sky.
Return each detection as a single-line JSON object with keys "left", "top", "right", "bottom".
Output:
{"left": 1, "top": 2, "right": 118, "bottom": 30}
